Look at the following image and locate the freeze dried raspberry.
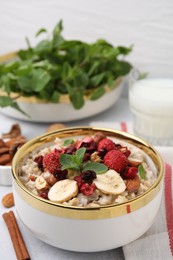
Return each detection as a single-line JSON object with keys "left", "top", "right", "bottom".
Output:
{"left": 74, "top": 175, "right": 83, "bottom": 188}
{"left": 43, "top": 151, "right": 61, "bottom": 174}
{"left": 80, "top": 183, "right": 96, "bottom": 196}
{"left": 103, "top": 150, "right": 128, "bottom": 173}
{"left": 97, "top": 138, "right": 116, "bottom": 153}
{"left": 34, "top": 155, "right": 43, "bottom": 170}
{"left": 124, "top": 167, "right": 138, "bottom": 179}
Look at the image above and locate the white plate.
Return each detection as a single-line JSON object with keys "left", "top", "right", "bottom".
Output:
{"left": 0, "top": 78, "right": 123, "bottom": 122}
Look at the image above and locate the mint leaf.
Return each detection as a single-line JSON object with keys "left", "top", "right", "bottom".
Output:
{"left": 138, "top": 164, "right": 146, "bottom": 180}
{"left": 83, "top": 162, "right": 108, "bottom": 174}
{"left": 74, "top": 148, "right": 86, "bottom": 165}
{"left": 63, "top": 139, "right": 74, "bottom": 146}
{"left": 60, "top": 154, "right": 79, "bottom": 171}
{"left": 0, "top": 96, "right": 29, "bottom": 116}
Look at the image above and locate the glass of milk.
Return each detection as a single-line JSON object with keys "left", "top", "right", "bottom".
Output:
{"left": 129, "top": 69, "right": 173, "bottom": 146}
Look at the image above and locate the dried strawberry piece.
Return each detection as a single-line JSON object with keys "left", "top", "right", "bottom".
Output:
{"left": 40, "top": 192, "right": 48, "bottom": 200}
{"left": 80, "top": 183, "right": 96, "bottom": 196}
{"left": 76, "top": 136, "right": 93, "bottom": 150}
{"left": 103, "top": 150, "right": 128, "bottom": 173}
{"left": 74, "top": 175, "right": 83, "bottom": 188}
{"left": 43, "top": 151, "right": 61, "bottom": 174}
{"left": 34, "top": 155, "right": 43, "bottom": 170}
{"left": 124, "top": 167, "right": 138, "bottom": 179}
{"left": 97, "top": 138, "right": 116, "bottom": 153}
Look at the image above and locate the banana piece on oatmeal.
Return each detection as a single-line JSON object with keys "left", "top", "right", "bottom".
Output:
{"left": 48, "top": 179, "right": 78, "bottom": 203}
{"left": 94, "top": 170, "right": 126, "bottom": 195}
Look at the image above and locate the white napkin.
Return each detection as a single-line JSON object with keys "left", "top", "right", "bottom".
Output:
{"left": 90, "top": 121, "right": 173, "bottom": 260}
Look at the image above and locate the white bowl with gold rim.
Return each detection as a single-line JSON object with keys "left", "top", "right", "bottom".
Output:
{"left": 0, "top": 52, "right": 123, "bottom": 122}
{"left": 12, "top": 127, "right": 164, "bottom": 252}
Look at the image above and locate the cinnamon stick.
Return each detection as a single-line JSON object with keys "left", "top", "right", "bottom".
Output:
{"left": 2, "top": 211, "right": 31, "bottom": 260}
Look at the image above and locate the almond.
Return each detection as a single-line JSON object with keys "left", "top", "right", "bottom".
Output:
{"left": 126, "top": 175, "right": 140, "bottom": 193}
{"left": 128, "top": 159, "right": 142, "bottom": 167}
{"left": 2, "top": 193, "right": 14, "bottom": 208}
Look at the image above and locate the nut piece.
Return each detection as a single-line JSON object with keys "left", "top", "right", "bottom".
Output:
{"left": 128, "top": 159, "right": 142, "bottom": 167}
{"left": 46, "top": 123, "right": 67, "bottom": 133}
{"left": 35, "top": 176, "right": 49, "bottom": 191}
{"left": 2, "top": 124, "right": 21, "bottom": 139}
{"left": 126, "top": 175, "right": 140, "bottom": 193}
{"left": 1, "top": 193, "right": 14, "bottom": 208}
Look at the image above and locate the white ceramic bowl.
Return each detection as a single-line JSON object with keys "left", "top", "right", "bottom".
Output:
{"left": 12, "top": 127, "right": 164, "bottom": 252}
{"left": 0, "top": 78, "right": 123, "bottom": 122}
{"left": 0, "top": 165, "right": 12, "bottom": 186}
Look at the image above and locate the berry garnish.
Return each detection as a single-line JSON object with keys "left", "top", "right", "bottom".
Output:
{"left": 103, "top": 150, "right": 128, "bottom": 173}
{"left": 74, "top": 176, "right": 83, "bottom": 188}
{"left": 124, "top": 167, "right": 138, "bottom": 179}
{"left": 80, "top": 183, "right": 96, "bottom": 196}
{"left": 54, "top": 168, "right": 68, "bottom": 180}
{"left": 34, "top": 155, "right": 43, "bottom": 170}
{"left": 97, "top": 138, "right": 116, "bottom": 153}
{"left": 43, "top": 151, "right": 61, "bottom": 174}
{"left": 81, "top": 170, "right": 96, "bottom": 183}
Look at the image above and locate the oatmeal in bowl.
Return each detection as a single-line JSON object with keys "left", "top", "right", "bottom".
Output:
{"left": 19, "top": 132, "right": 157, "bottom": 207}
{"left": 12, "top": 127, "right": 164, "bottom": 252}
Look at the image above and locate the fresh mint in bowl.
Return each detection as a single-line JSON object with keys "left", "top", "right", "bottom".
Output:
{"left": 0, "top": 20, "right": 133, "bottom": 122}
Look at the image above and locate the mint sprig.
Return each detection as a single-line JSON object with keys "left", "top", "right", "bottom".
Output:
{"left": 60, "top": 147, "right": 108, "bottom": 174}
{"left": 0, "top": 20, "right": 132, "bottom": 113}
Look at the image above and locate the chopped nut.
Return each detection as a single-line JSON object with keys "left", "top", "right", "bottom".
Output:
{"left": 2, "top": 193, "right": 14, "bottom": 208}
{"left": 126, "top": 175, "right": 140, "bottom": 193}
{"left": 2, "top": 124, "right": 21, "bottom": 139}
{"left": 0, "top": 147, "right": 9, "bottom": 155}
{"left": 0, "top": 154, "right": 11, "bottom": 165}
{"left": 35, "top": 176, "right": 49, "bottom": 191}
{"left": 0, "top": 138, "right": 7, "bottom": 148}
{"left": 128, "top": 159, "right": 142, "bottom": 167}
{"left": 90, "top": 151, "right": 102, "bottom": 162}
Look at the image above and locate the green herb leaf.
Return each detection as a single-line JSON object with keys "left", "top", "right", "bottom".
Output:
{"left": 35, "top": 28, "right": 47, "bottom": 37}
{"left": 0, "top": 96, "right": 29, "bottom": 116}
{"left": 74, "top": 148, "right": 86, "bottom": 165}
{"left": 63, "top": 139, "right": 74, "bottom": 146}
{"left": 138, "top": 164, "right": 146, "bottom": 180}
{"left": 83, "top": 162, "right": 108, "bottom": 174}
{"left": 90, "top": 86, "right": 105, "bottom": 100}
{"left": 0, "top": 20, "right": 133, "bottom": 114}
{"left": 60, "top": 154, "right": 79, "bottom": 171}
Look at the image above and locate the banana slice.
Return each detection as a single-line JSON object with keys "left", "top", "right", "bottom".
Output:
{"left": 93, "top": 170, "right": 126, "bottom": 195}
{"left": 48, "top": 179, "right": 78, "bottom": 203}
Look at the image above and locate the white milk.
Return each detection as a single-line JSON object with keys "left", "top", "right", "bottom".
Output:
{"left": 129, "top": 78, "right": 173, "bottom": 145}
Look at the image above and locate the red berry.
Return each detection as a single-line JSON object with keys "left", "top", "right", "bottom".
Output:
{"left": 97, "top": 138, "right": 116, "bottom": 153}
{"left": 103, "top": 150, "right": 128, "bottom": 173}
{"left": 124, "top": 167, "right": 138, "bottom": 179}
{"left": 76, "top": 136, "right": 94, "bottom": 150}
{"left": 43, "top": 151, "right": 60, "bottom": 174}
{"left": 80, "top": 183, "right": 96, "bottom": 196}
{"left": 74, "top": 176, "right": 83, "bottom": 188}
{"left": 40, "top": 192, "right": 48, "bottom": 199}
{"left": 34, "top": 155, "right": 43, "bottom": 170}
